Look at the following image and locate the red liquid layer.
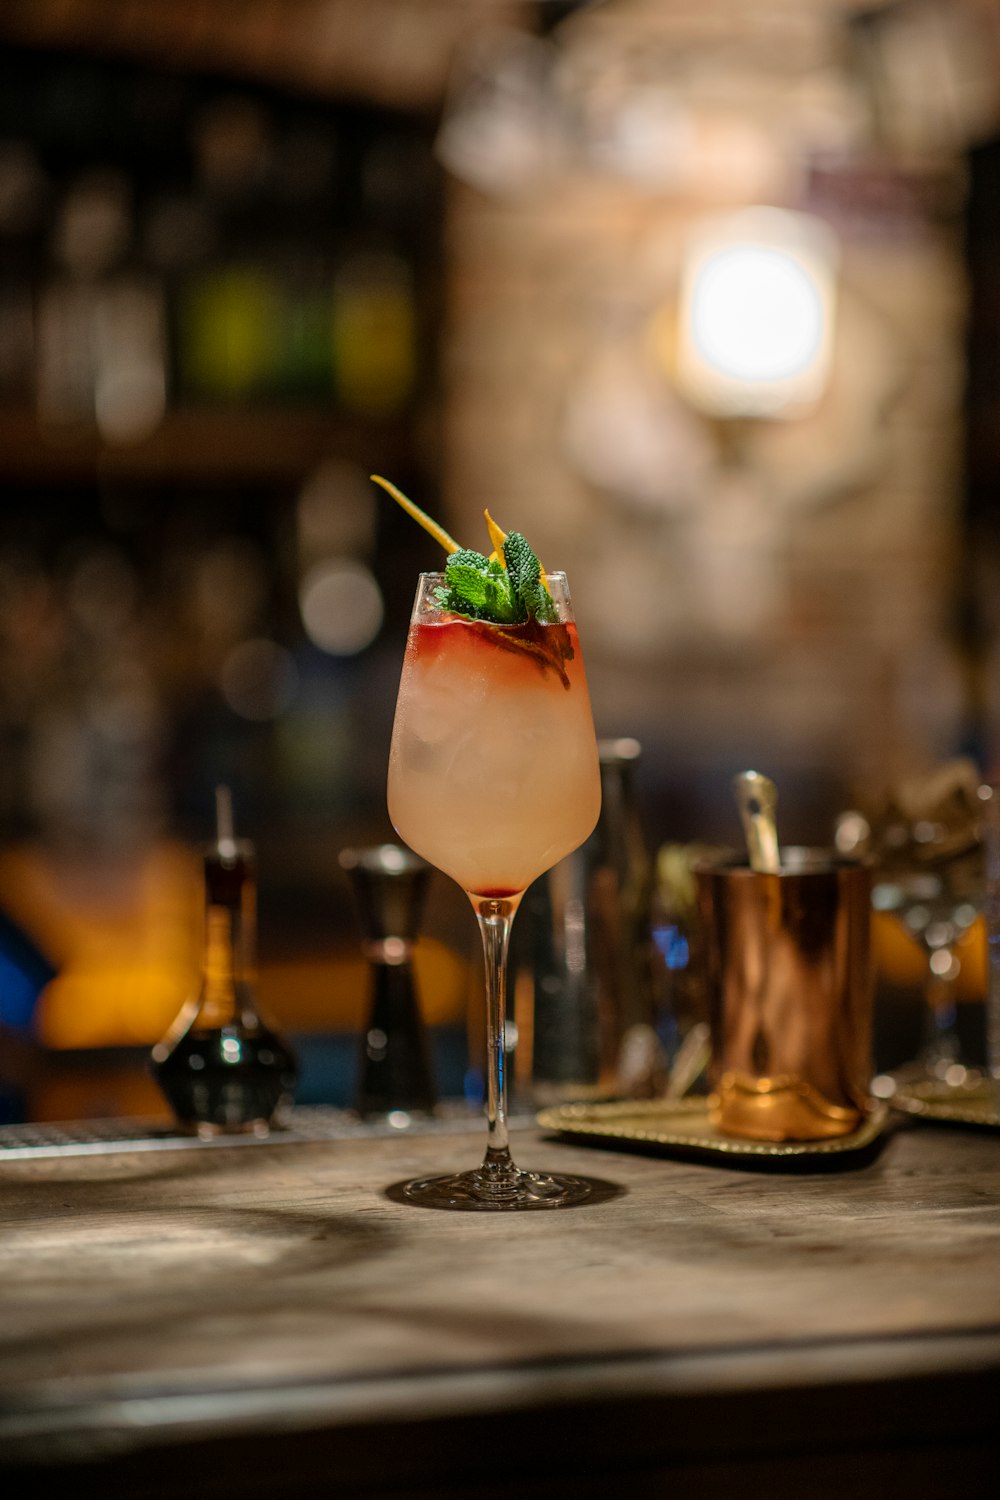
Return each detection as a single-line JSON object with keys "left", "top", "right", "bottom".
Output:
{"left": 407, "top": 616, "right": 580, "bottom": 690}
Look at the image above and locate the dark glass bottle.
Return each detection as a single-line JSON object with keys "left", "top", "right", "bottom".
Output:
{"left": 152, "top": 822, "right": 297, "bottom": 1136}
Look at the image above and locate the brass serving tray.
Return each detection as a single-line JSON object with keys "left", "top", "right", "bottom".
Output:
{"left": 536, "top": 1096, "right": 890, "bottom": 1166}
{"left": 890, "top": 1079, "right": 1000, "bottom": 1131}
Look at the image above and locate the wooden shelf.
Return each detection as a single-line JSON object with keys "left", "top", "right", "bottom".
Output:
{"left": 0, "top": 0, "right": 477, "bottom": 109}
{"left": 0, "top": 407, "right": 414, "bottom": 485}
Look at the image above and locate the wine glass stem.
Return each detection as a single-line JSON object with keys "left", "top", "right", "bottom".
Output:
{"left": 474, "top": 897, "right": 519, "bottom": 1169}
{"left": 922, "top": 945, "right": 959, "bottom": 1064}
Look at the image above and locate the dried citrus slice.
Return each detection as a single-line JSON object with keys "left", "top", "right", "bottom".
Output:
{"left": 484, "top": 508, "right": 507, "bottom": 566}
{"left": 372, "top": 475, "right": 550, "bottom": 593}
{"left": 370, "top": 475, "right": 460, "bottom": 555}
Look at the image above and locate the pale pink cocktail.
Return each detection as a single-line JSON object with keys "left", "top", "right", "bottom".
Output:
{"left": 388, "top": 570, "right": 601, "bottom": 1209}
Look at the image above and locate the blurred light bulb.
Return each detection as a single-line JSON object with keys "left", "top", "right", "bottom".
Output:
{"left": 299, "top": 559, "right": 383, "bottom": 656}
{"left": 674, "top": 207, "right": 838, "bottom": 419}
{"left": 691, "top": 246, "right": 823, "bottom": 382}
{"left": 296, "top": 460, "right": 375, "bottom": 567}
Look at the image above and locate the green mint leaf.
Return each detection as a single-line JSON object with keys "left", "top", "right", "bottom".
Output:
{"left": 500, "top": 532, "right": 537, "bottom": 593}
{"left": 439, "top": 549, "right": 521, "bottom": 622}
{"left": 449, "top": 548, "right": 494, "bottom": 572}
{"left": 434, "top": 533, "right": 557, "bottom": 626}
{"left": 521, "top": 577, "right": 557, "bottom": 623}
{"left": 503, "top": 532, "right": 557, "bottom": 623}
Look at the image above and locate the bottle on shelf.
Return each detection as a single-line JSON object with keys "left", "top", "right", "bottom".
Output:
{"left": 0, "top": 140, "right": 45, "bottom": 406}
{"left": 175, "top": 257, "right": 285, "bottom": 404}
{"left": 34, "top": 166, "right": 168, "bottom": 442}
{"left": 331, "top": 245, "right": 417, "bottom": 416}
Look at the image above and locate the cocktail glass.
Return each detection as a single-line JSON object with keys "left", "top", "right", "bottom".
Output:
{"left": 873, "top": 854, "right": 983, "bottom": 1091}
{"left": 387, "top": 571, "right": 602, "bottom": 1209}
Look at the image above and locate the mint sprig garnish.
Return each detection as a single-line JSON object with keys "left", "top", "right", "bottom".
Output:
{"left": 369, "top": 476, "right": 572, "bottom": 684}
{"left": 502, "top": 531, "right": 554, "bottom": 623}
{"left": 434, "top": 550, "right": 519, "bottom": 623}
{"left": 435, "top": 533, "right": 557, "bottom": 625}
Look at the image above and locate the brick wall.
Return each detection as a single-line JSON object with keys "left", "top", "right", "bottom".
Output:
{"left": 436, "top": 10, "right": 972, "bottom": 841}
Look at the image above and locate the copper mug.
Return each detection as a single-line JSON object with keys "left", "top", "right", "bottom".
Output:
{"left": 695, "top": 850, "right": 873, "bottom": 1141}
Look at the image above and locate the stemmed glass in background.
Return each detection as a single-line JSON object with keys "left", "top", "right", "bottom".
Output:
{"left": 871, "top": 858, "right": 982, "bottom": 1089}
{"left": 386, "top": 571, "right": 602, "bottom": 1209}
{"left": 842, "top": 761, "right": 990, "bottom": 1096}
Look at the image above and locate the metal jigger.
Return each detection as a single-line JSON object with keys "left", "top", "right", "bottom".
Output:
{"left": 339, "top": 844, "right": 437, "bottom": 1121}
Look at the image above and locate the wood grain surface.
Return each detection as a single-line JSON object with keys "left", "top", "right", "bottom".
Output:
{"left": 1, "top": 1114, "right": 998, "bottom": 1494}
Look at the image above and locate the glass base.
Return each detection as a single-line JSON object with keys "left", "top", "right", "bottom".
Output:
{"left": 395, "top": 1163, "right": 599, "bottom": 1211}
{"left": 909, "top": 1041, "right": 988, "bottom": 1097}
{"left": 894, "top": 1064, "right": 994, "bottom": 1104}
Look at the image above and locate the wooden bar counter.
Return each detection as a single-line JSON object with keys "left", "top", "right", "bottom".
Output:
{"left": 1, "top": 1107, "right": 998, "bottom": 1497}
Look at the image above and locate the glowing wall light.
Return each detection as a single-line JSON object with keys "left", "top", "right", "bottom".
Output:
{"left": 674, "top": 207, "right": 838, "bottom": 419}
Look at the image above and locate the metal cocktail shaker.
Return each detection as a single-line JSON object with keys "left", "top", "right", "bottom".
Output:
{"left": 695, "top": 849, "right": 873, "bottom": 1141}
{"left": 516, "top": 738, "right": 665, "bottom": 1103}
